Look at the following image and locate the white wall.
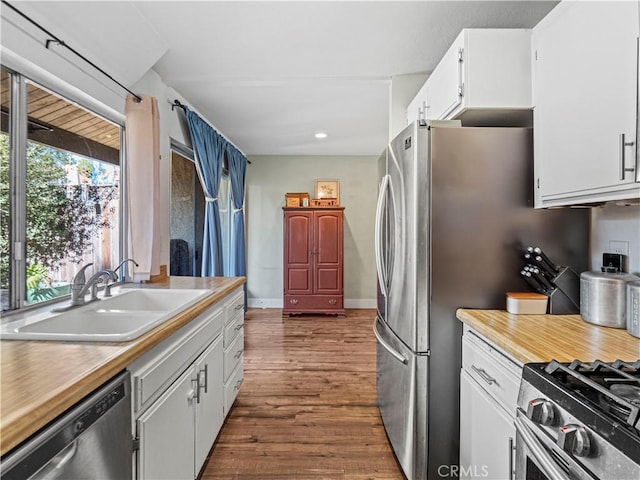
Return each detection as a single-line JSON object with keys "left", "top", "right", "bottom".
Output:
{"left": 246, "top": 155, "right": 379, "bottom": 308}
{"left": 389, "top": 73, "right": 428, "bottom": 140}
{"left": 590, "top": 204, "right": 640, "bottom": 275}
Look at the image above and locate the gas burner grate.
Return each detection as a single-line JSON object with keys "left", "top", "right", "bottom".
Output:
{"left": 544, "top": 360, "right": 640, "bottom": 431}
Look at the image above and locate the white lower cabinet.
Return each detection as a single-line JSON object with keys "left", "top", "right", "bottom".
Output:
{"left": 460, "top": 327, "right": 521, "bottom": 480}
{"left": 137, "top": 366, "right": 197, "bottom": 480}
{"left": 129, "top": 287, "right": 244, "bottom": 480}
{"left": 194, "top": 337, "right": 224, "bottom": 473}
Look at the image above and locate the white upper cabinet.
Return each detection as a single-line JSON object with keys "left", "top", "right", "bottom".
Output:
{"left": 533, "top": 1, "right": 640, "bottom": 207}
{"left": 407, "top": 29, "right": 532, "bottom": 125}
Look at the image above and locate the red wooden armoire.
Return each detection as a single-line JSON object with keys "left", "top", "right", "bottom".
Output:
{"left": 282, "top": 207, "right": 345, "bottom": 317}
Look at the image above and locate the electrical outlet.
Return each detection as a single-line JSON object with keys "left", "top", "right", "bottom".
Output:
{"left": 609, "top": 240, "right": 629, "bottom": 256}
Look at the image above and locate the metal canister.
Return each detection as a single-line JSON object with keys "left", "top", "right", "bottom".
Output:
{"left": 627, "top": 280, "right": 640, "bottom": 338}
{"left": 580, "top": 270, "right": 640, "bottom": 328}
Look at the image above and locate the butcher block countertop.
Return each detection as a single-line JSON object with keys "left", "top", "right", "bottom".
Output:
{"left": 0, "top": 276, "right": 245, "bottom": 456}
{"left": 456, "top": 309, "right": 640, "bottom": 365}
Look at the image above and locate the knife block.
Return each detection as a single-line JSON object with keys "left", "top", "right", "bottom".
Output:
{"left": 545, "top": 267, "right": 581, "bottom": 314}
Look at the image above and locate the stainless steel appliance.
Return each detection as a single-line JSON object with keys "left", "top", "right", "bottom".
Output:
{"left": 374, "top": 121, "right": 589, "bottom": 479}
{"left": 515, "top": 360, "right": 640, "bottom": 480}
{"left": 580, "top": 269, "right": 639, "bottom": 328}
{"left": 1, "top": 371, "right": 132, "bottom": 480}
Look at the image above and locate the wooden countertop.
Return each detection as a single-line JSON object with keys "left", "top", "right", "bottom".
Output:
{"left": 456, "top": 309, "right": 640, "bottom": 365}
{"left": 0, "top": 276, "right": 245, "bottom": 456}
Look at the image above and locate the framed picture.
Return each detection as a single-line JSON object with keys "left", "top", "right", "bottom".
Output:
{"left": 314, "top": 180, "right": 340, "bottom": 203}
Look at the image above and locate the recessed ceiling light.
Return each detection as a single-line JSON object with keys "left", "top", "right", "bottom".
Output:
{"left": 314, "top": 132, "right": 328, "bottom": 139}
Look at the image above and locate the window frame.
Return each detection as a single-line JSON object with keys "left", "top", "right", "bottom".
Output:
{"left": 1, "top": 65, "right": 126, "bottom": 313}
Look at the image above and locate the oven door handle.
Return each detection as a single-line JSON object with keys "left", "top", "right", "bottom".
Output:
{"left": 515, "top": 413, "right": 570, "bottom": 480}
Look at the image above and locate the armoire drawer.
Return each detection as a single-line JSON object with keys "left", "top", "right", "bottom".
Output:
{"left": 284, "top": 294, "right": 343, "bottom": 310}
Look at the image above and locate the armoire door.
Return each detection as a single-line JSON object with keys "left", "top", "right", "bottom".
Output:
{"left": 313, "top": 210, "right": 343, "bottom": 295}
{"left": 284, "top": 211, "right": 313, "bottom": 295}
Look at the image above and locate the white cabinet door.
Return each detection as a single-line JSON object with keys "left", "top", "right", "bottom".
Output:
{"left": 194, "top": 335, "right": 224, "bottom": 474}
{"left": 137, "top": 368, "right": 196, "bottom": 480}
{"left": 533, "top": 1, "right": 640, "bottom": 206}
{"left": 427, "top": 34, "right": 464, "bottom": 120}
{"left": 460, "top": 370, "right": 515, "bottom": 480}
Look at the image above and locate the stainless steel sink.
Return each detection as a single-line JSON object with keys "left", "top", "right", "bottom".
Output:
{"left": 0, "top": 288, "right": 211, "bottom": 342}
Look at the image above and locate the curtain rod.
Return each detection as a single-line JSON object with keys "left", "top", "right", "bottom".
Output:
{"left": 172, "top": 99, "right": 250, "bottom": 163}
{"left": 2, "top": 0, "right": 143, "bottom": 103}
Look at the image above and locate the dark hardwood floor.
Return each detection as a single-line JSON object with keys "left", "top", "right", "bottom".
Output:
{"left": 201, "top": 308, "right": 404, "bottom": 480}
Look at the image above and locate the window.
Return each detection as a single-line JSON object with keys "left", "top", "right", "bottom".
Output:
{"left": 1, "top": 67, "right": 123, "bottom": 312}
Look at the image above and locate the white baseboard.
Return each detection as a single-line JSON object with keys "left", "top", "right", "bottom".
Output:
{"left": 247, "top": 298, "right": 283, "bottom": 309}
{"left": 344, "top": 299, "right": 376, "bottom": 309}
{"left": 247, "top": 298, "right": 376, "bottom": 309}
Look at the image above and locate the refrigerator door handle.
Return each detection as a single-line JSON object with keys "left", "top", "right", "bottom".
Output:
{"left": 375, "top": 174, "right": 390, "bottom": 297}
{"left": 373, "top": 317, "right": 407, "bottom": 365}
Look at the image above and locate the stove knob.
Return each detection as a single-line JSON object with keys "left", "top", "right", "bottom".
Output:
{"left": 558, "top": 424, "right": 591, "bottom": 457}
{"left": 526, "top": 398, "right": 556, "bottom": 426}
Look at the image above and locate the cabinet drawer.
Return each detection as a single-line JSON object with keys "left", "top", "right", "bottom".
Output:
{"left": 224, "top": 363, "right": 243, "bottom": 416}
{"left": 224, "top": 311, "right": 244, "bottom": 348}
{"left": 224, "top": 330, "right": 244, "bottom": 382}
{"left": 462, "top": 332, "right": 521, "bottom": 415}
{"left": 284, "top": 294, "right": 343, "bottom": 311}
{"left": 131, "top": 306, "right": 224, "bottom": 413}
{"left": 224, "top": 288, "right": 244, "bottom": 324}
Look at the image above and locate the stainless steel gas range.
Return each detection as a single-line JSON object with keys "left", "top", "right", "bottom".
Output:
{"left": 515, "top": 360, "right": 640, "bottom": 480}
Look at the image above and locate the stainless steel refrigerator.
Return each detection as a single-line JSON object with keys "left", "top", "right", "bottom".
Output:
{"left": 373, "top": 121, "right": 589, "bottom": 480}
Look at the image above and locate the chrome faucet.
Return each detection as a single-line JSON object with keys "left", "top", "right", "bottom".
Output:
{"left": 70, "top": 266, "right": 118, "bottom": 306}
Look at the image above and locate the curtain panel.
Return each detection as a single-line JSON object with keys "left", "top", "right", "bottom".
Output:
{"left": 184, "top": 108, "right": 225, "bottom": 277}
{"left": 125, "top": 94, "right": 160, "bottom": 282}
{"left": 227, "top": 145, "right": 247, "bottom": 279}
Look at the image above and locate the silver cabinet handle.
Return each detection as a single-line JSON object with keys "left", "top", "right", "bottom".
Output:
{"left": 373, "top": 317, "right": 407, "bottom": 365}
{"left": 191, "top": 378, "right": 201, "bottom": 403}
{"left": 471, "top": 364, "right": 497, "bottom": 386}
{"left": 234, "top": 350, "right": 243, "bottom": 359}
{"left": 620, "top": 133, "right": 636, "bottom": 180}
{"left": 199, "top": 364, "right": 208, "bottom": 394}
{"left": 290, "top": 298, "right": 299, "bottom": 305}
{"left": 328, "top": 299, "right": 337, "bottom": 305}
{"left": 234, "top": 323, "right": 244, "bottom": 332}
{"left": 508, "top": 436, "right": 515, "bottom": 480}
{"left": 234, "top": 304, "right": 243, "bottom": 311}
{"left": 234, "top": 378, "right": 244, "bottom": 391}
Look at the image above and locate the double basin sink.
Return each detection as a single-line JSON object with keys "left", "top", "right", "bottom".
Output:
{"left": 0, "top": 288, "right": 211, "bottom": 342}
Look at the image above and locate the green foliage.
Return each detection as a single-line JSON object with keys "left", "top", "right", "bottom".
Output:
{"left": 0, "top": 134, "right": 118, "bottom": 291}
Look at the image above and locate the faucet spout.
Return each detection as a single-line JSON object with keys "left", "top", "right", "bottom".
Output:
{"left": 113, "top": 258, "right": 139, "bottom": 277}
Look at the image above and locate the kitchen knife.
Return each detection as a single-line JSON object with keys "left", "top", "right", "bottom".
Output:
{"left": 533, "top": 247, "right": 560, "bottom": 273}
{"left": 531, "top": 269, "right": 556, "bottom": 291}
{"left": 534, "top": 255, "right": 558, "bottom": 278}
{"left": 521, "top": 270, "right": 546, "bottom": 292}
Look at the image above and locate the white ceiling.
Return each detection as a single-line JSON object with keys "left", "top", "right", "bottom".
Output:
{"left": 8, "top": 1, "right": 559, "bottom": 156}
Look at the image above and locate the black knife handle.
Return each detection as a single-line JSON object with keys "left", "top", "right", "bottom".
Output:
{"left": 533, "top": 247, "right": 560, "bottom": 272}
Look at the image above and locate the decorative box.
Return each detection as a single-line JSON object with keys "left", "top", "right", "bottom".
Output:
{"left": 285, "top": 192, "right": 310, "bottom": 207}
{"left": 506, "top": 292, "right": 549, "bottom": 314}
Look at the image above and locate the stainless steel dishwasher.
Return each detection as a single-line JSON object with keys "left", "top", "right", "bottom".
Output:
{"left": 1, "top": 370, "right": 132, "bottom": 480}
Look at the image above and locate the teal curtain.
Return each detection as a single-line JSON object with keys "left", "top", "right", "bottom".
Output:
{"left": 184, "top": 108, "right": 224, "bottom": 276}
